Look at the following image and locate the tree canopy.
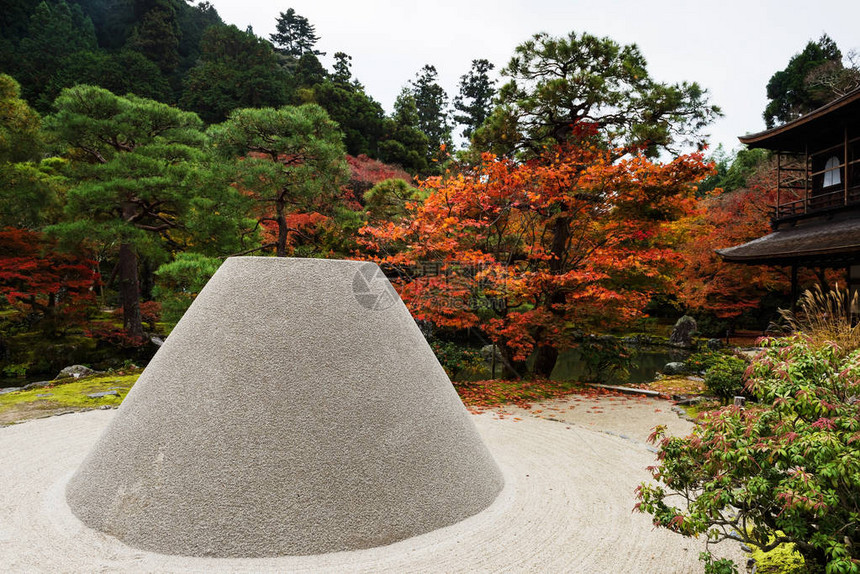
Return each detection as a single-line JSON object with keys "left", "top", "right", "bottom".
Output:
{"left": 473, "top": 31, "right": 721, "bottom": 158}
{"left": 180, "top": 24, "right": 292, "bottom": 124}
{"left": 46, "top": 85, "right": 240, "bottom": 340}
{"left": 409, "top": 65, "right": 452, "bottom": 165}
{"left": 269, "top": 8, "right": 323, "bottom": 57}
{"left": 764, "top": 34, "right": 847, "bottom": 128}
{"left": 209, "top": 104, "right": 348, "bottom": 257}
{"left": 453, "top": 59, "right": 496, "bottom": 140}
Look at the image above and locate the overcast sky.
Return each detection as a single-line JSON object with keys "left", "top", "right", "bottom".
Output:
{"left": 210, "top": 0, "right": 860, "bottom": 156}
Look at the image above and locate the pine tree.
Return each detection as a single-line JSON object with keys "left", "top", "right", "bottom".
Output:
{"left": 409, "top": 65, "right": 452, "bottom": 164}
{"left": 453, "top": 59, "right": 496, "bottom": 139}
{"left": 47, "top": 86, "right": 241, "bottom": 340}
{"left": 269, "top": 8, "right": 323, "bottom": 57}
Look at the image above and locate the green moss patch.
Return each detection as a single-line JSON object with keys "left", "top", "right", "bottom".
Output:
{"left": 0, "top": 372, "right": 140, "bottom": 425}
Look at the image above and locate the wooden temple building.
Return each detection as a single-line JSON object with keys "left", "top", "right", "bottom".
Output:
{"left": 716, "top": 88, "right": 860, "bottom": 305}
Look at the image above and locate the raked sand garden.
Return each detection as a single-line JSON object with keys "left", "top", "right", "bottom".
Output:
{"left": 0, "top": 385, "right": 745, "bottom": 573}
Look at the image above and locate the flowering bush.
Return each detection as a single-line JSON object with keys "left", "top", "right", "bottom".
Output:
{"left": 636, "top": 335, "right": 860, "bottom": 573}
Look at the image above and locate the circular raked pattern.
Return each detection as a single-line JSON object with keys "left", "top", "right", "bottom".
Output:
{"left": 0, "top": 408, "right": 745, "bottom": 573}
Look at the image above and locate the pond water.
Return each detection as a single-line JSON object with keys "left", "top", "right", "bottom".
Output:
{"left": 550, "top": 347, "right": 690, "bottom": 385}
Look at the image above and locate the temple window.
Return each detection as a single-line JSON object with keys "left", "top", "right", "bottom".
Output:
{"left": 823, "top": 155, "right": 842, "bottom": 187}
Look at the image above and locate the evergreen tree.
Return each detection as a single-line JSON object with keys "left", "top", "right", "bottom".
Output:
{"left": 0, "top": 74, "right": 62, "bottom": 229}
{"left": 269, "top": 8, "right": 323, "bottom": 57}
{"left": 125, "top": 0, "right": 182, "bottom": 75}
{"left": 180, "top": 24, "right": 291, "bottom": 123}
{"left": 764, "top": 34, "right": 846, "bottom": 128}
{"left": 378, "top": 88, "right": 430, "bottom": 174}
{"left": 409, "top": 64, "right": 452, "bottom": 160}
{"left": 307, "top": 80, "right": 386, "bottom": 157}
{"left": 0, "top": 75, "right": 42, "bottom": 164}
{"left": 75, "top": 0, "right": 137, "bottom": 50}
{"left": 453, "top": 59, "right": 496, "bottom": 139}
{"left": 15, "top": 1, "right": 99, "bottom": 108}
{"left": 332, "top": 52, "right": 354, "bottom": 86}
{"left": 209, "top": 104, "right": 348, "bottom": 257}
{"left": 46, "top": 85, "right": 239, "bottom": 340}
{"left": 175, "top": 0, "right": 223, "bottom": 74}
{"left": 473, "top": 31, "right": 720, "bottom": 158}
{"left": 293, "top": 53, "right": 328, "bottom": 89}
{"left": 46, "top": 49, "right": 172, "bottom": 105}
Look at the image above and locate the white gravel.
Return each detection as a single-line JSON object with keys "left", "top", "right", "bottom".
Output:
{"left": 65, "top": 258, "right": 503, "bottom": 558}
{"left": 0, "top": 406, "right": 744, "bottom": 573}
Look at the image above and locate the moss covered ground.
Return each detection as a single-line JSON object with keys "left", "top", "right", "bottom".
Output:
{"left": 0, "top": 372, "right": 141, "bottom": 425}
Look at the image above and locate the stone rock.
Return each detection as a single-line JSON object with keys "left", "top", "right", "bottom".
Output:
{"left": 56, "top": 365, "right": 98, "bottom": 380}
{"left": 36, "top": 393, "right": 54, "bottom": 398}
{"left": 662, "top": 362, "right": 687, "bottom": 375}
{"left": 23, "top": 380, "right": 51, "bottom": 390}
{"left": 669, "top": 316, "right": 698, "bottom": 347}
{"left": 0, "top": 387, "right": 22, "bottom": 395}
{"left": 706, "top": 338, "right": 723, "bottom": 350}
{"left": 480, "top": 344, "right": 503, "bottom": 363}
{"left": 151, "top": 336, "right": 164, "bottom": 347}
{"left": 674, "top": 396, "right": 704, "bottom": 406}
{"left": 86, "top": 391, "right": 119, "bottom": 399}
{"left": 66, "top": 257, "right": 503, "bottom": 558}
{"left": 621, "top": 334, "right": 657, "bottom": 347}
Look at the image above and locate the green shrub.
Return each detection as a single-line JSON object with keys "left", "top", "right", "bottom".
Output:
{"left": 703, "top": 354, "right": 748, "bottom": 403}
{"left": 2, "top": 362, "right": 27, "bottom": 378}
{"left": 750, "top": 536, "right": 807, "bottom": 574}
{"left": 428, "top": 339, "right": 482, "bottom": 379}
{"left": 579, "top": 336, "right": 631, "bottom": 383}
{"left": 686, "top": 350, "right": 724, "bottom": 374}
{"left": 153, "top": 253, "right": 222, "bottom": 326}
{"left": 637, "top": 335, "right": 860, "bottom": 574}
{"left": 699, "top": 551, "right": 738, "bottom": 574}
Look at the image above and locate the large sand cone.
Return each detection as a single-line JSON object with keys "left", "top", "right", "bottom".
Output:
{"left": 66, "top": 257, "right": 503, "bottom": 558}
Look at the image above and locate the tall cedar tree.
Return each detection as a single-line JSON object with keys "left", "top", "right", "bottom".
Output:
{"left": 46, "top": 85, "right": 213, "bottom": 341}
{"left": 378, "top": 88, "right": 430, "bottom": 174}
{"left": 125, "top": 0, "right": 181, "bottom": 75}
{"left": 409, "top": 65, "right": 452, "bottom": 165}
{"left": 209, "top": 104, "right": 348, "bottom": 257}
{"left": 14, "top": 1, "right": 98, "bottom": 109}
{"left": 473, "top": 31, "right": 721, "bottom": 158}
{"left": 453, "top": 59, "right": 496, "bottom": 140}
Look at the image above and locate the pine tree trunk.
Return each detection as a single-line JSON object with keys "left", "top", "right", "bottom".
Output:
{"left": 118, "top": 242, "right": 145, "bottom": 341}
{"left": 276, "top": 202, "right": 288, "bottom": 257}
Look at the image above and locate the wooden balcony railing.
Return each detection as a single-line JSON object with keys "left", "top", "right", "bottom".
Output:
{"left": 775, "top": 146, "right": 860, "bottom": 221}
{"left": 776, "top": 186, "right": 860, "bottom": 219}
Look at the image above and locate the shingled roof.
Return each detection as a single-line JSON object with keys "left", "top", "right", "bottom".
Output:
{"left": 739, "top": 88, "right": 860, "bottom": 153}
{"left": 716, "top": 217, "right": 860, "bottom": 265}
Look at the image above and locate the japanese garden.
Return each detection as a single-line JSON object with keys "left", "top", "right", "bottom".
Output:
{"left": 1, "top": 2, "right": 860, "bottom": 573}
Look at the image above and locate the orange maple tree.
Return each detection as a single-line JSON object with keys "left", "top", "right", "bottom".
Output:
{"left": 361, "top": 141, "right": 712, "bottom": 376}
{"left": 676, "top": 159, "right": 791, "bottom": 320}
